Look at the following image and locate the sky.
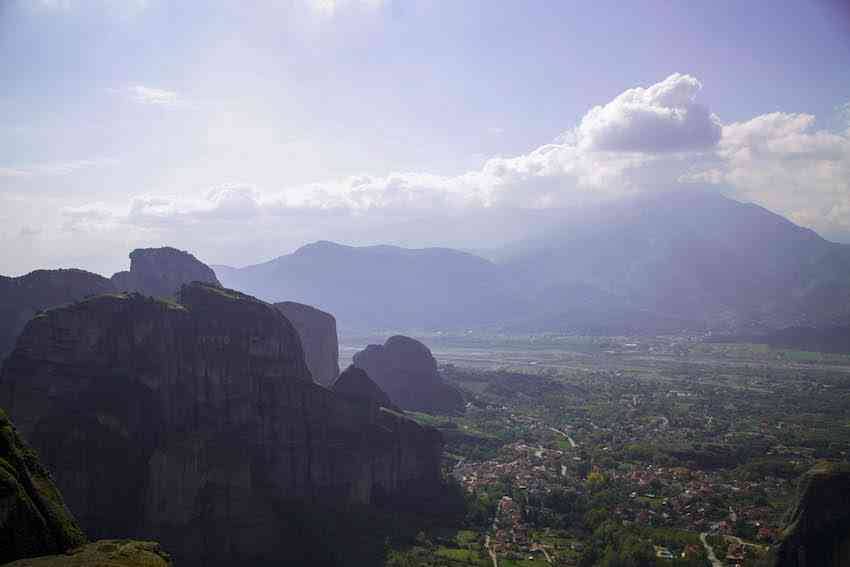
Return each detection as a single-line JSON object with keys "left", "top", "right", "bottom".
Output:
{"left": 2, "top": 0, "right": 850, "bottom": 276}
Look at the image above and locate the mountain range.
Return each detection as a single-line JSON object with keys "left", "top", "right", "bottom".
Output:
{"left": 215, "top": 190, "right": 850, "bottom": 336}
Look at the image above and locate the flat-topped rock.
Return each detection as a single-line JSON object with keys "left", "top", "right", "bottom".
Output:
{"left": 0, "top": 269, "right": 115, "bottom": 360}
{"left": 111, "top": 247, "right": 220, "bottom": 297}
{"left": 275, "top": 301, "right": 339, "bottom": 385}
{"left": 352, "top": 335, "right": 464, "bottom": 415}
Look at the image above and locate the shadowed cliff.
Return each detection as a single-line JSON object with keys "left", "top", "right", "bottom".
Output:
{"left": 353, "top": 335, "right": 464, "bottom": 415}
{"left": 275, "top": 301, "right": 339, "bottom": 385}
{"left": 0, "top": 246, "right": 221, "bottom": 362}
{"left": 774, "top": 462, "right": 850, "bottom": 567}
{"left": 0, "top": 283, "right": 443, "bottom": 565}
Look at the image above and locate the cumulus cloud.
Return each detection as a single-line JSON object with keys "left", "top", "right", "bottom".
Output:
{"left": 683, "top": 112, "right": 850, "bottom": 235}
{"left": 53, "top": 73, "right": 850, "bottom": 261}
{"left": 577, "top": 73, "right": 721, "bottom": 153}
{"left": 56, "top": 74, "right": 721, "bottom": 240}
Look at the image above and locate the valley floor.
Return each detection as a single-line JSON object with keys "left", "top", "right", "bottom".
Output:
{"left": 362, "top": 333, "right": 850, "bottom": 567}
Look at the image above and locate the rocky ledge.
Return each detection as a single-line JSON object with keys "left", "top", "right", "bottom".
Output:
{"left": 2, "top": 540, "right": 171, "bottom": 567}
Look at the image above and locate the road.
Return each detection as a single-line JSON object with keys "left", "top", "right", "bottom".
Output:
{"left": 725, "top": 534, "right": 769, "bottom": 552}
{"left": 484, "top": 535, "right": 498, "bottom": 567}
{"left": 530, "top": 543, "right": 553, "bottom": 564}
{"left": 549, "top": 427, "right": 577, "bottom": 448}
{"left": 700, "top": 533, "right": 723, "bottom": 567}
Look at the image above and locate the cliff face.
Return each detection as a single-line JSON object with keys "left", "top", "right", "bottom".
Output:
{"left": 111, "top": 247, "right": 221, "bottom": 297}
{"left": 0, "top": 269, "right": 115, "bottom": 361}
{"left": 775, "top": 462, "right": 850, "bottom": 567}
{"left": 275, "top": 301, "right": 339, "bottom": 385}
{"left": 332, "top": 364, "right": 401, "bottom": 412}
{"left": 0, "top": 408, "right": 86, "bottom": 564}
{"left": 0, "top": 284, "right": 442, "bottom": 564}
{"left": 352, "top": 335, "right": 464, "bottom": 415}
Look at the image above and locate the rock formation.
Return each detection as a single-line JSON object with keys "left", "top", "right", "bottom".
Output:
{"left": 332, "top": 364, "right": 401, "bottom": 412}
{"left": 111, "top": 246, "right": 221, "bottom": 297}
{"left": 275, "top": 301, "right": 339, "bottom": 384}
{"left": 0, "top": 269, "right": 115, "bottom": 360}
{"left": 352, "top": 335, "right": 464, "bottom": 415}
{"left": 0, "top": 283, "right": 442, "bottom": 565}
{"left": 774, "top": 462, "right": 850, "bottom": 567}
{"left": 0, "top": 408, "right": 86, "bottom": 564}
{"left": 0, "top": 247, "right": 221, "bottom": 362}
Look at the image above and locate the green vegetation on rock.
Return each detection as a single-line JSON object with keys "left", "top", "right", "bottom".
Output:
{"left": 2, "top": 539, "right": 171, "bottom": 566}
{"left": 0, "top": 408, "right": 87, "bottom": 564}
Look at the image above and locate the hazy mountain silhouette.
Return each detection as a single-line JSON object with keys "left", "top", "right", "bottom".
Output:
{"left": 504, "top": 190, "right": 850, "bottom": 333}
{"left": 214, "top": 241, "right": 507, "bottom": 331}
{"left": 214, "top": 191, "right": 850, "bottom": 335}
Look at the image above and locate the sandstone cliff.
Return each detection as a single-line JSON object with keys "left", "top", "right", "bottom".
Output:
{"left": 332, "top": 364, "right": 401, "bottom": 412}
{"left": 275, "top": 301, "right": 339, "bottom": 385}
{"left": 111, "top": 246, "right": 221, "bottom": 297}
{"left": 0, "top": 269, "right": 115, "bottom": 361}
{"left": 774, "top": 462, "right": 850, "bottom": 567}
{"left": 0, "top": 283, "right": 442, "bottom": 564}
{"left": 352, "top": 335, "right": 464, "bottom": 415}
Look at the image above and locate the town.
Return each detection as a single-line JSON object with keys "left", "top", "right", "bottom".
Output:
{"left": 384, "top": 334, "right": 850, "bottom": 566}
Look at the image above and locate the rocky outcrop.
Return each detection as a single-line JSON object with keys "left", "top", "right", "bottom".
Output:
{"left": 0, "top": 247, "right": 221, "bottom": 362}
{"left": 275, "top": 301, "right": 339, "bottom": 385}
{"left": 332, "top": 365, "right": 401, "bottom": 412}
{"left": 0, "top": 408, "right": 86, "bottom": 564}
{"left": 110, "top": 247, "right": 221, "bottom": 297}
{"left": 0, "top": 269, "right": 115, "bottom": 361}
{"left": 0, "top": 283, "right": 442, "bottom": 565}
{"left": 774, "top": 462, "right": 850, "bottom": 567}
{"left": 352, "top": 336, "right": 464, "bottom": 415}
{"left": 3, "top": 540, "right": 172, "bottom": 567}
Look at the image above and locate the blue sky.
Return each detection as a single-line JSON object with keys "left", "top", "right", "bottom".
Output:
{"left": 2, "top": 0, "right": 849, "bottom": 275}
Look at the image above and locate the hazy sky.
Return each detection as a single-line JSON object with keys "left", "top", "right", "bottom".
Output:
{"left": 2, "top": 0, "right": 850, "bottom": 275}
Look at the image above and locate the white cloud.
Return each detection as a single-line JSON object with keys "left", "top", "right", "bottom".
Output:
{"left": 683, "top": 112, "right": 850, "bottom": 235}
{"left": 128, "top": 85, "right": 180, "bottom": 106}
{"left": 61, "top": 202, "right": 120, "bottom": 233}
{"left": 838, "top": 102, "right": 850, "bottom": 127}
{"left": 577, "top": 73, "right": 721, "bottom": 153}
{"left": 56, "top": 75, "right": 720, "bottom": 238}
{"left": 306, "top": 0, "right": 386, "bottom": 17}
{"left": 33, "top": 0, "right": 150, "bottom": 18}
{"left": 0, "top": 158, "right": 116, "bottom": 178}
{"left": 49, "top": 73, "right": 850, "bottom": 264}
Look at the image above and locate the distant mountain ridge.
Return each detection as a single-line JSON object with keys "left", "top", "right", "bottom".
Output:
{"left": 214, "top": 240, "right": 507, "bottom": 331}
{"left": 214, "top": 191, "right": 850, "bottom": 336}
